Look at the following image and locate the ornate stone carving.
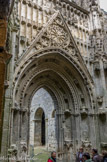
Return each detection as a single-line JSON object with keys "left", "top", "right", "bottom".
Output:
{"left": 20, "top": 141, "right": 27, "bottom": 152}
{"left": 14, "top": 101, "right": 20, "bottom": 111}
{"left": 47, "top": 23, "right": 70, "bottom": 47}
{"left": 20, "top": 12, "right": 84, "bottom": 66}
{"left": 64, "top": 140, "right": 73, "bottom": 150}
{"left": 80, "top": 106, "right": 88, "bottom": 117}
{"left": 98, "top": 108, "right": 107, "bottom": 115}
{"left": 101, "top": 142, "right": 107, "bottom": 149}
{"left": 93, "top": 61, "right": 100, "bottom": 72}
{"left": 103, "top": 62, "right": 107, "bottom": 70}
{"left": 8, "top": 144, "right": 18, "bottom": 161}
{"left": 97, "top": 96, "right": 103, "bottom": 104}
{"left": 82, "top": 139, "right": 92, "bottom": 152}
{"left": 35, "top": 17, "right": 71, "bottom": 50}
{"left": 4, "top": 80, "right": 9, "bottom": 89}
{"left": 21, "top": 108, "right": 28, "bottom": 112}
{"left": 17, "top": 141, "right": 29, "bottom": 162}
{"left": 20, "top": 36, "right": 26, "bottom": 44}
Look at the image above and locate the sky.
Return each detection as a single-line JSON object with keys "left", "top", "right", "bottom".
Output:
{"left": 100, "top": 0, "right": 107, "bottom": 11}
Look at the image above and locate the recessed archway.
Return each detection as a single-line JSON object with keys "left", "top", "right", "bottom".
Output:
{"left": 29, "top": 88, "right": 57, "bottom": 152}
{"left": 12, "top": 48, "right": 94, "bottom": 161}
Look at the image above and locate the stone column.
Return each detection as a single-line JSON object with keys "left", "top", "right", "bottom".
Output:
{"left": 45, "top": 118, "right": 48, "bottom": 149}
{"left": 1, "top": 25, "right": 18, "bottom": 158}
{"left": 56, "top": 109, "right": 64, "bottom": 160}
{"left": 0, "top": 19, "right": 11, "bottom": 153}
{"left": 21, "top": 108, "right": 28, "bottom": 141}
{"left": 43, "top": 10, "right": 48, "bottom": 24}
{"left": 100, "top": 60, "right": 107, "bottom": 107}
{"left": 34, "top": 119, "right": 42, "bottom": 146}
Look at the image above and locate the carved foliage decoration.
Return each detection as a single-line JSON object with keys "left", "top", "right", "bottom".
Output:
{"left": 47, "top": 23, "right": 69, "bottom": 47}
{"left": 34, "top": 14, "right": 79, "bottom": 62}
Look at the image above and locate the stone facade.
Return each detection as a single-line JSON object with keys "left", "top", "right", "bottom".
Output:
{"left": 0, "top": 0, "right": 107, "bottom": 161}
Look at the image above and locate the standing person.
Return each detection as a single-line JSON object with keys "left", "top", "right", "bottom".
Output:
{"left": 102, "top": 151, "right": 107, "bottom": 162}
{"left": 92, "top": 149, "right": 103, "bottom": 162}
{"left": 83, "top": 152, "right": 92, "bottom": 162}
{"left": 47, "top": 151, "right": 56, "bottom": 162}
{"left": 76, "top": 147, "right": 84, "bottom": 162}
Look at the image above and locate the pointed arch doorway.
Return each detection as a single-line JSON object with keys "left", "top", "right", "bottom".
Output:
{"left": 29, "top": 88, "right": 57, "bottom": 151}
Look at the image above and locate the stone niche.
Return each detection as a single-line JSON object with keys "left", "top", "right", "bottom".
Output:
{"left": 103, "top": 62, "right": 107, "bottom": 70}
{"left": 80, "top": 106, "right": 88, "bottom": 119}
{"left": 98, "top": 108, "right": 107, "bottom": 122}
{"left": 64, "top": 110, "right": 72, "bottom": 141}
{"left": 101, "top": 142, "right": 107, "bottom": 151}
{"left": 93, "top": 61, "right": 100, "bottom": 74}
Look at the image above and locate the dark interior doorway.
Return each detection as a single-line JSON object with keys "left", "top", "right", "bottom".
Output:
{"left": 41, "top": 112, "right": 45, "bottom": 145}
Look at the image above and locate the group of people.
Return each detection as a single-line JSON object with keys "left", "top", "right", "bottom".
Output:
{"left": 47, "top": 148, "right": 107, "bottom": 162}
{"left": 76, "top": 147, "right": 107, "bottom": 162}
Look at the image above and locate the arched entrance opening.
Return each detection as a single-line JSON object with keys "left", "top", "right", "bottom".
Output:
{"left": 29, "top": 88, "right": 57, "bottom": 152}
{"left": 12, "top": 49, "right": 94, "bottom": 161}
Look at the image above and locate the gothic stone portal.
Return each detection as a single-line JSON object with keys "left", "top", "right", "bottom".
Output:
{"left": 10, "top": 49, "right": 95, "bottom": 161}
{"left": 1, "top": 0, "right": 107, "bottom": 161}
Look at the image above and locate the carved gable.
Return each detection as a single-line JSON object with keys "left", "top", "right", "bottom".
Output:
{"left": 18, "top": 11, "right": 92, "bottom": 82}
{"left": 20, "top": 12, "right": 82, "bottom": 62}
{"left": 41, "top": 17, "right": 70, "bottom": 47}
{"left": 34, "top": 13, "right": 79, "bottom": 61}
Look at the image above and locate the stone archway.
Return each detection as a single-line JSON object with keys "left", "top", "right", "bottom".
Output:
{"left": 29, "top": 87, "right": 57, "bottom": 152}
{"left": 10, "top": 48, "right": 95, "bottom": 161}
